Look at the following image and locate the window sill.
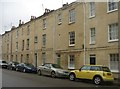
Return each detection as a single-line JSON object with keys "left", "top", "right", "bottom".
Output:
{"left": 58, "top": 22, "right": 62, "bottom": 25}
{"left": 68, "top": 21, "right": 75, "bottom": 25}
{"left": 107, "top": 9, "right": 118, "bottom": 14}
{"left": 68, "top": 67, "right": 75, "bottom": 70}
{"left": 108, "top": 39, "right": 119, "bottom": 43}
{"left": 69, "top": 44, "right": 75, "bottom": 47}
{"left": 34, "top": 41, "right": 38, "bottom": 43}
{"left": 43, "top": 27, "right": 46, "bottom": 30}
{"left": 89, "top": 15, "right": 95, "bottom": 19}
{"left": 89, "top": 42, "right": 95, "bottom": 45}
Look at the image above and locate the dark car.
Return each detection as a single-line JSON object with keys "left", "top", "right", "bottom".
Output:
{"left": 16, "top": 63, "right": 37, "bottom": 73}
{"left": 7, "top": 61, "right": 19, "bottom": 70}
{"left": 37, "top": 63, "right": 69, "bottom": 78}
{"left": 0, "top": 60, "right": 8, "bottom": 69}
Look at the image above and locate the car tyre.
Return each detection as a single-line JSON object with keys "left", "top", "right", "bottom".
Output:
{"left": 69, "top": 73, "right": 76, "bottom": 81}
{"left": 93, "top": 76, "right": 102, "bottom": 85}
{"left": 38, "top": 70, "right": 42, "bottom": 76}
{"left": 23, "top": 69, "right": 26, "bottom": 73}
{"left": 16, "top": 68, "right": 18, "bottom": 71}
{"left": 51, "top": 71, "right": 56, "bottom": 78}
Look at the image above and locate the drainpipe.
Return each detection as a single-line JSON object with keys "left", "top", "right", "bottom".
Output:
{"left": 83, "top": 2, "right": 86, "bottom": 65}
{"left": 53, "top": 11, "right": 56, "bottom": 63}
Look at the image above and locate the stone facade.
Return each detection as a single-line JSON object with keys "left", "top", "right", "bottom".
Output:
{"left": 2, "top": 2, "right": 119, "bottom": 78}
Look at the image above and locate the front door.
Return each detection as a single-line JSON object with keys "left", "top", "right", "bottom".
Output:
{"left": 56, "top": 54, "right": 61, "bottom": 66}
{"left": 90, "top": 55, "right": 96, "bottom": 65}
{"left": 34, "top": 53, "right": 37, "bottom": 67}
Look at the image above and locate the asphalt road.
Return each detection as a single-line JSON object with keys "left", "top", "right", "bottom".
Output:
{"left": 1, "top": 69, "right": 118, "bottom": 88}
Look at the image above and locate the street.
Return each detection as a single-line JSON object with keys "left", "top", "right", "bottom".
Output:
{"left": 2, "top": 69, "right": 119, "bottom": 88}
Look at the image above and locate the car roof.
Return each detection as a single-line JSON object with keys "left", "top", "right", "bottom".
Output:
{"left": 84, "top": 64, "right": 103, "bottom": 67}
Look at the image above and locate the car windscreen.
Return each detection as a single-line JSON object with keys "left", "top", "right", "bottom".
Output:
{"left": 25, "top": 64, "right": 34, "bottom": 68}
{"left": 13, "top": 62, "right": 19, "bottom": 65}
{"left": 52, "top": 64, "right": 62, "bottom": 69}
{"left": 102, "top": 67, "right": 111, "bottom": 72}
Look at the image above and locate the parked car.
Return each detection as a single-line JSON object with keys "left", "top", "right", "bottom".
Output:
{"left": 16, "top": 63, "right": 37, "bottom": 73}
{"left": 69, "top": 65, "right": 114, "bottom": 85}
{"left": 7, "top": 61, "right": 19, "bottom": 70}
{"left": 0, "top": 60, "right": 8, "bottom": 69}
{"left": 37, "top": 63, "right": 69, "bottom": 78}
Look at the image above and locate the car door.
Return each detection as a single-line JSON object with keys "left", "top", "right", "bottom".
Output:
{"left": 45, "top": 64, "right": 52, "bottom": 75}
{"left": 19, "top": 64, "right": 24, "bottom": 71}
{"left": 77, "top": 65, "right": 91, "bottom": 79}
{"left": 41, "top": 64, "right": 48, "bottom": 75}
{"left": 43, "top": 64, "right": 51, "bottom": 75}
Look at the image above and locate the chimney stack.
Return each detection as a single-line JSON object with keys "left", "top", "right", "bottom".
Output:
{"left": 19, "top": 20, "right": 22, "bottom": 26}
{"left": 30, "top": 16, "right": 36, "bottom": 21}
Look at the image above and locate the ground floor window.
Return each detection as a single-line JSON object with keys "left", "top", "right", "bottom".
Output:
{"left": 68, "top": 55, "right": 75, "bottom": 69}
{"left": 34, "top": 53, "right": 38, "bottom": 67}
{"left": 42, "top": 53, "right": 46, "bottom": 65}
{"left": 26, "top": 54, "right": 29, "bottom": 63}
{"left": 110, "top": 54, "right": 119, "bottom": 72}
{"left": 16, "top": 55, "right": 18, "bottom": 62}
{"left": 21, "top": 54, "right": 23, "bottom": 63}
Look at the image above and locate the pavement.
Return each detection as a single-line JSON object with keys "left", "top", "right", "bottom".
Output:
{"left": 114, "top": 79, "right": 120, "bottom": 86}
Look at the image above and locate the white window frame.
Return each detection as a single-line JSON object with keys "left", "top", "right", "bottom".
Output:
{"left": 34, "top": 36, "right": 38, "bottom": 43}
{"left": 69, "top": 9, "right": 75, "bottom": 24}
{"left": 43, "top": 18, "right": 47, "bottom": 29}
{"left": 108, "top": 23, "right": 118, "bottom": 42}
{"left": 89, "top": 2, "right": 95, "bottom": 18}
{"left": 26, "top": 39, "right": 29, "bottom": 50}
{"left": 69, "top": 31, "right": 75, "bottom": 46}
{"left": 58, "top": 13, "right": 62, "bottom": 25}
{"left": 26, "top": 54, "right": 29, "bottom": 63}
{"left": 42, "top": 34, "right": 46, "bottom": 46}
{"left": 16, "top": 42, "right": 18, "bottom": 51}
{"left": 42, "top": 53, "right": 46, "bottom": 65}
{"left": 107, "top": 0, "right": 118, "bottom": 13}
{"left": 68, "top": 55, "right": 75, "bottom": 69}
{"left": 90, "top": 28, "right": 96, "bottom": 44}
{"left": 109, "top": 54, "right": 119, "bottom": 72}
{"left": 27, "top": 25, "right": 30, "bottom": 35}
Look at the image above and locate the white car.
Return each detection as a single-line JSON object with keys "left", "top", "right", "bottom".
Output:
{"left": 0, "top": 60, "right": 8, "bottom": 69}
{"left": 37, "top": 63, "right": 69, "bottom": 78}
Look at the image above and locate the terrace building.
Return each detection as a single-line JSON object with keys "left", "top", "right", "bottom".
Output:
{"left": 2, "top": 1, "right": 120, "bottom": 78}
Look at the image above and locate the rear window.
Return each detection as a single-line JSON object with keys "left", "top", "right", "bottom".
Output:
{"left": 102, "top": 67, "right": 111, "bottom": 72}
{"left": 52, "top": 64, "right": 62, "bottom": 69}
{"left": 2, "top": 61, "right": 7, "bottom": 63}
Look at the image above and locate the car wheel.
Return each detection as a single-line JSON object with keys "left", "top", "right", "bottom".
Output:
{"left": 38, "top": 70, "right": 42, "bottom": 76}
{"left": 69, "top": 73, "right": 76, "bottom": 81}
{"left": 23, "top": 69, "right": 26, "bottom": 73}
{"left": 10, "top": 67, "right": 13, "bottom": 70}
{"left": 93, "top": 76, "right": 102, "bottom": 85}
{"left": 16, "top": 68, "right": 18, "bottom": 71}
{"left": 51, "top": 71, "right": 56, "bottom": 78}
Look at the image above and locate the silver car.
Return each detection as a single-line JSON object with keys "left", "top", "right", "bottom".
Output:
{"left": 37, "top": 63, "right": 69, "bottom": 78}
{"left": 0, "top": 60, "right": 8, "bottom": 69}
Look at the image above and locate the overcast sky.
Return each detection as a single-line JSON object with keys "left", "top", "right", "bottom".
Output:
{"left": 0, "top": 0, "right": 76, "bottom": 34}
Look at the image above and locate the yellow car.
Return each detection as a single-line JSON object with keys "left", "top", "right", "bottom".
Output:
{"left": 69, "top": 65, "right": 114, "bottom": 85}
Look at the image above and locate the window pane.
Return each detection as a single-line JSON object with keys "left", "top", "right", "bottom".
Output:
{"left": 109, "top": 23, "right": 118, "bottom": 41}
{"left": 89, "top": 2, "right": 95, "bottom": 17}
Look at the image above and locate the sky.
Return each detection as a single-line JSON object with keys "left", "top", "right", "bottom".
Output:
{"left": 0, "top": 0, "right": 76, "bottom": 34}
